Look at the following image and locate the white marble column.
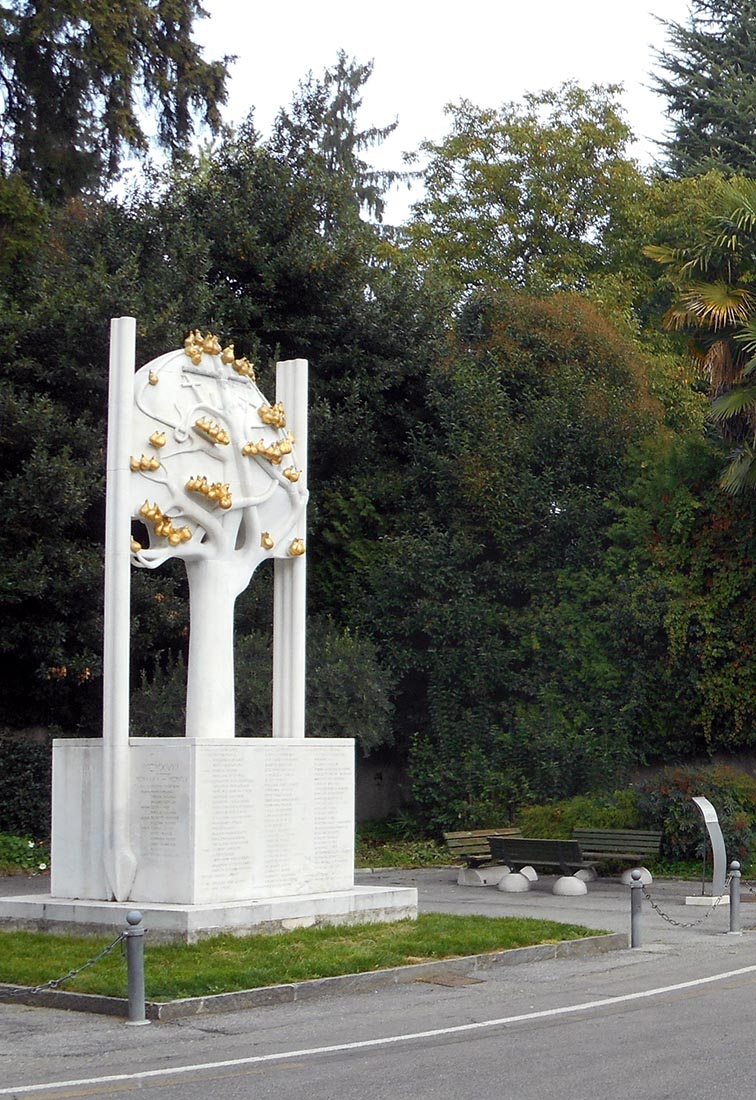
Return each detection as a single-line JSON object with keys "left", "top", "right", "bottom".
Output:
{"left": 102, "top": 316, "right": 138, "bottom": 900}
{"left": 272, "top": 359, "right": 308, "bottom": 738}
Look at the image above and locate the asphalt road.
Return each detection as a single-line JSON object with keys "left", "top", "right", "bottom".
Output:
{"left": 1, "top": 868, "right": 754, "bottom": 1098}
{"left": 2, "top": 934, "right": 755, "bottom": 1098}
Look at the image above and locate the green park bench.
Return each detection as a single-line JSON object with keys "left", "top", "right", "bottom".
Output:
{"left": 571, "top": 828, "right": 662, "bottom": 867}
{"left": 443, "top": 827, "right": 522, "bottom": 868}
{"left": 488, "top": 836, "right": 596, "bottom": 876}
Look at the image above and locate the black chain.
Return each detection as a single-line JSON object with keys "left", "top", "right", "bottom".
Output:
{"left": 0, "top": 932, "right": 127, "bottom": 998}
{"left": 641, "top": 877, "right": 731, "bottom": 928}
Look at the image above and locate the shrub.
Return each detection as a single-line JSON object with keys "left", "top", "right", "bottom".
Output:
{"left": 516, "top": 789, "right": 642, "bottom": 838}
{"left": 637, "top": 764, "right": 756, "bottom": 862}
{"left": 0, "top": 833, "right": 50, "bottom": 875}
{"left": 355, "top": 819, "right": 449, "bottom": 868}
{"left": 0, "top": 734, "right": 53, "bottom": 837}
{"left": 130, "top": 617, "right": 394, "bottom": 752}
{"left": 407, "top": 730, "right": 523, "bottom": 835}
{"left": 510, "top": 709, "right": 634, "bottom": 804}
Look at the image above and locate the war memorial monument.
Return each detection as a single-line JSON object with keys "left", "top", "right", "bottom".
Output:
{"left": 0, "top": 317, "right": 416, "bottom": 940}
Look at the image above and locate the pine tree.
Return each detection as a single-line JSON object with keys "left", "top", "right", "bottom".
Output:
{"left": 652, "top": 0, "right": 756, "bottom": 175}
{"left": 0, "top": 0, "right": 230, "bottom": 203}
{"left": 269, "top": 51, "right": 409, "bottom": 225}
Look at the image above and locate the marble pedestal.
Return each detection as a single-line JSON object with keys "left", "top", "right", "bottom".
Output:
{"left": 684, "top": 893, "right": 729, "bottom": 906}
{"left": 0, "top": 738, "right": 417, "bottom": 941}
{"left": 0, "top": 885, "right": 419, "bottom": 943}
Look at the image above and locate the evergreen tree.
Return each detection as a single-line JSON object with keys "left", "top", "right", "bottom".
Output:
{"left": 652, "top": 0, "right": 756, "bottom": 175}
{"left": 269, "top": 51, "right": 409, "bottom": 225}
{"left": 0, "top": 0, "right": 229, "bottom": 203}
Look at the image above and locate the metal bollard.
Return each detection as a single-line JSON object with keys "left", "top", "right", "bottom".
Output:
{"left": 729, "top": 861, "right": 742, "bottom": 936}
{"left": 125, "top": 910, "right": 150, "bottom": 1025}
{"left": 630, "top": 869, "right": 643, "bottom": 948}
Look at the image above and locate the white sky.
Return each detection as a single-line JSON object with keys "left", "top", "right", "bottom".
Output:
{"left": 196, "top": 0, "right": 693, "bottom": 222}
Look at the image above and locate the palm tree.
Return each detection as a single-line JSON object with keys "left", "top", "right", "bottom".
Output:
{"left": 645, "top": 175, "right": 756, "bottom": 492}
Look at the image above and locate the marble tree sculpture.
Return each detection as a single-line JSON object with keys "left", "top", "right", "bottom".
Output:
{"left": 129, "top": 328, "right": 308, "bottom": 739}
{"left": 103, "top": 318, "right": 308, "bottom": 901}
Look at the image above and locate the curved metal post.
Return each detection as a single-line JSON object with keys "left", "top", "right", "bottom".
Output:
{"left": 692, "top": 796, "right": 727, "bottom": 897}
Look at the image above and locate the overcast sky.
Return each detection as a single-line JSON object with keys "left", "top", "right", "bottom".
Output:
{"left": 196, "top": 1, "right": 693, "bottom": 221}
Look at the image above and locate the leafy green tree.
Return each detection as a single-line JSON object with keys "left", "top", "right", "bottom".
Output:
{"left": 0, "top": 189, "right": 195, "bottom": 730}
{"left": 652, "top": 0, "right": 756, "bottom": 175}
{"left": 406, "top": 82, "right": 646, "bottom": 296}
{"left": 0, "top": 0, "right": 229, "bottom": 203}
{"left": 356, "top": 290, "right": 664, "bottom": 827}
{"left": 0, "top": 172, "right": 44, "bottom": 287}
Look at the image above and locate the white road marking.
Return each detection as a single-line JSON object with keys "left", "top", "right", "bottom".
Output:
{"left": 4, "top": 962, "right": 756, "bottom": 1095}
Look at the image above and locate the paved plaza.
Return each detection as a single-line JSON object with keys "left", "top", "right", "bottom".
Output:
{"left": 355, "top": 865, "right": 751, "bottom": 947}
{"left": 2, "top": 863, "right": 748, "bottom": 950}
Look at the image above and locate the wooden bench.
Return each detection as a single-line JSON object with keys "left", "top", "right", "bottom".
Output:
{"left": 571, "top": 828, "right": 662, "bottom": 865}
{"left": 443, "top": 827, "right": 522, "bottom": 868}
{"left": 488, "top": 836, "right": 596, "bottom": 876}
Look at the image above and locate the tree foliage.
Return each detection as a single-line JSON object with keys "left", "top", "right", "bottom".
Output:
{"left": 406, "top": 82, "right": 645, "bottom": 296}
{"left": 356, "top": 290, "right": 664, "bottom": 827}
{"left": 270, "top": 51, "right": 408, "bottom": 225}
{"left": 644, "top": 173, "right": 756, "bottom": 491}
{"left": 7, "top": 49, "right": 756, "bottom": 828}
{"left": 652, "top": 0, "right": 756, "bottom": 176}
{"left": 553, "top": 433, "right": 756, "bottom": 763}
{"left": 0, "top": 59, "right": 436, "bottom": 734}
{"left": 0, "top": 0, "right": 229, "bottom": 202}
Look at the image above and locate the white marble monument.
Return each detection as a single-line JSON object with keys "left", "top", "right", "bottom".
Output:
{"left": 0, "top": 319, "right": 416, "bottom": 940}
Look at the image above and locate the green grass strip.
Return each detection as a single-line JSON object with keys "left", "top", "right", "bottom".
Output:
{"left": 0, "top": 913, "right": 608, "bottom": 1001}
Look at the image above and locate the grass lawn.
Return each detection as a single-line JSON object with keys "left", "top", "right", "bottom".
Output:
{"left": 0, "top": 913, "right": 608, "bottom": 1002}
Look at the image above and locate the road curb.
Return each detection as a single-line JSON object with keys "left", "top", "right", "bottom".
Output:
{"left": 0, "top": 932, "right": 628, "bottom": 1020}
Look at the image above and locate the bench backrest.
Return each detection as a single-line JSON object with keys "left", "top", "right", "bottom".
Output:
{"left": 572, "top": 829, "right": 662, "bottom": 857}
{"left": 488, "top": 836, "right": 584, "bottom": 864}
{"left": 443, "top": 827, "right": 521, "bottom": 860}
